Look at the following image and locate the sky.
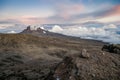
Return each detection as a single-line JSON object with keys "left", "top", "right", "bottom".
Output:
{"left": 0, "top": 0, "right": 120, "bottom": 43}
{"left": 0, "top": 0, "right": 120, "bottom": 25}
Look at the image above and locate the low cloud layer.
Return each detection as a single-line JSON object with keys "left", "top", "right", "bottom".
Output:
{"left": 50, "top": 24, "right": 120, "bottom": 44}
{"left": 7, "top": 30, "right": 16, "bottom": 33}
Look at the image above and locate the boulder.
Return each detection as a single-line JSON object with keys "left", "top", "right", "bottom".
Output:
{"left": 102, "top": 44, "right": 120, "bottom": 54}
{"left": 81, "top": 49, "right": 90, "bottom": 58}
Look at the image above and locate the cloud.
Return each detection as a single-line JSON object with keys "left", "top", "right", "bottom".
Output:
{"left": 20, "top": 17, "right": 43, "bottom": 24}
{"left": 49, "top": 24, "right": 120, "bottom": 43}
{"left": 0, "top": 19, "right": 21, "bottom": 24}
{"left": 93, "top": 5, "right": 120, "bottom": 22}
{"left": 55, "top": 4, "right": 84, "bottom": 20}
{"left": 7, "top": 30, "right": 16, "bottom": 33}
{"left": 57, "top": 4, "right": 84, "bottom": 19}
{"left": 96, "top": 16, "right": 120, "bottom": 23}
{"left": 0, "top": 24, "right": 15, "bottom": 29}
{"left": 50, "top": 25, "right": 63, "bottom": 32}
{"left": 103, "top": 24, "right": 117, "bottom": 29}
{"left": 22, "top": 4, "right": 120, "bottom": 24}
{"left": 20, "top": 5, "right": 120, "bottom": 24}
{"left": 106, "top": 5, "right": 120, "bottom": 16}
{"left": 0, "top": 0, "right": 120, "bottom": 24}
{"left": 19, "top": 15, "right": 76, "bottom": 24}
{"left": 0, "top": 24, "right": 26, "bottom": 33}
{"left": 66, "top": 4, "right": 120, "bottom": 23}
{"left": 19, "top": 16, "right": 57, "bottom": 24}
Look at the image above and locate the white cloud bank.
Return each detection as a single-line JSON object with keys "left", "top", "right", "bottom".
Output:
{"left": 50, "top": 25, "right": 63, "bottom": 32}
{"left": 7, "top": 30, "right": 16, "bottom": 33}
{"left": 49, "top": 24, "right": 120, "bottom": 44}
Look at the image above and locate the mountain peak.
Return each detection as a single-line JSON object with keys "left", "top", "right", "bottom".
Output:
{"left": 21, "top": 25, "right": 47, "bottom": 34}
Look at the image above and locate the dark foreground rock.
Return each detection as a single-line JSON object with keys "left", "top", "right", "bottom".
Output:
{"left": 102, "top": 44, "right": 120, "bottom": 54}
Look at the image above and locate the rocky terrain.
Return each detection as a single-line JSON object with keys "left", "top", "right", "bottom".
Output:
{"left": 0, "top": 27, "right": 119, "bottom": 80}
{"left": 102, "top": 44, "right": 120, "bottom": 54}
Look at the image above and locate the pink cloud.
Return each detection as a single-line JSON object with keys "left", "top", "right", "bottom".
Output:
{"left": 20, "top": 18, "right": 48, "bottom": 24}
{"left": 106, "top": 5, "right": 120, "bottom": 17}
{"left": 18, "top": 16, "right": 57, "bottom": 24}
{"left": 96, "top": 5, "right": 120, "bottom": 23}
{"left": 57, "top": 4, "right": 84, "bottom": 20}
{"left": 112, "top": 5, "right": 120, "bottom": 15}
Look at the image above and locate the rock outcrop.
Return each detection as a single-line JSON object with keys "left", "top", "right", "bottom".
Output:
{"left": 21, "top": 26, "right": 47, "bottom": 34}
{"left": 102, "top": 44, "right": 120, "bottom": 54}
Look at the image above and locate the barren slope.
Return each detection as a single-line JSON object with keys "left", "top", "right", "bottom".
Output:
{"left": 0, "top": 34, "right": 119, "bottom": 80}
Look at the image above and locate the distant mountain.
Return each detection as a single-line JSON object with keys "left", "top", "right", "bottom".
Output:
{"left": 20, "top": 25, "right": 72, "bottom": 38}
{"left": 20, "top": 25, "right": 106, "bottom": 44}
{"left": 21, "top": 25, "right": 47, "bottom": 34}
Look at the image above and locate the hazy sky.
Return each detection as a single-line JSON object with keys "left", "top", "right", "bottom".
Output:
{"left": 0, "top": 0, "right": 120, "bottom": 24}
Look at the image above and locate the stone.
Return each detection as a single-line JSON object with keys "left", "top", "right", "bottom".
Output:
{"left": 81, "top": 49, "right": 90, "bottom": 58}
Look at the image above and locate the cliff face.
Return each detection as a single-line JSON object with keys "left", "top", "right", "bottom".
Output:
{"left": 0, "top": 34, "right": 119, "bottom": 80}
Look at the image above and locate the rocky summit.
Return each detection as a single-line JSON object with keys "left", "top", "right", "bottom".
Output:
{"left": 21, "top": 26, "right": 47, "bottom": 34}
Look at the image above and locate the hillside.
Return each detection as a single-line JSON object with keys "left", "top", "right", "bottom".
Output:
{"left": 0, "top": 34, "right": 119, "bottom": 80}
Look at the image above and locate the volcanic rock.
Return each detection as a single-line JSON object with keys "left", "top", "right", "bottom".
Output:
{"left": 81, "top": 49, "right": 90, "bottom": 58}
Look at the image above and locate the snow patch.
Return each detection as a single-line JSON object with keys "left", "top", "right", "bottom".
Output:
{"left": 43, "top": 31, "right": 46, "bottom": 34}
{"left": 40, "top": 26, "right": 44, "bottom": 30}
